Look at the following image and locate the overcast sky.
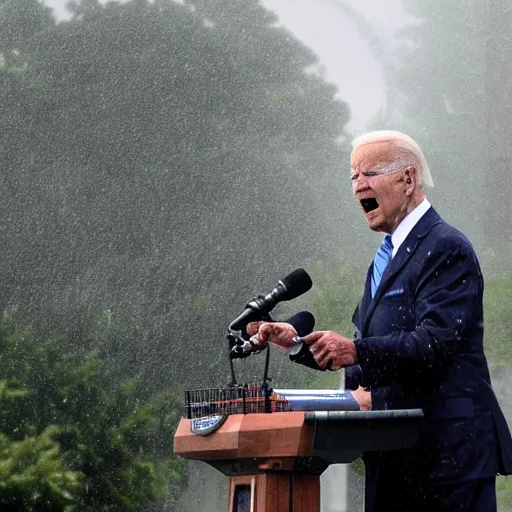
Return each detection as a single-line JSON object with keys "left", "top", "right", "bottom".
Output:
{"left": 44, "top": 0, "right": 406, "bottom": 132}
{"left": 260, "top": 0, "right": 407, "bottom": 132}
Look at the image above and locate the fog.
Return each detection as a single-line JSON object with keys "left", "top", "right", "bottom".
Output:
{"left": 1, "top": 0, "right": 511, "bottom": 510}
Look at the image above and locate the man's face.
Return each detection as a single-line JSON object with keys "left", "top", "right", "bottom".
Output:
{"left": 350, "top": 141, "right": 412, "bottom": 234}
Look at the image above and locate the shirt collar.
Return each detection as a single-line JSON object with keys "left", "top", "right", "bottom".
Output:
{"left": 390, "top": 198, "right": 431, "bottom": 257}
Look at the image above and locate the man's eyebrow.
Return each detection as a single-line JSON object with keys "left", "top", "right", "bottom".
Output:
{"left": 363, "top": 164, "right": 405, "bottom": 175}
{"left": 366, "top": 165, "right": 393, "bottom": 173}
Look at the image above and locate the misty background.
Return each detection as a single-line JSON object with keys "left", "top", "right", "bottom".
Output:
{"left": 0, "top": 0, "right": 510, "bottom": 510}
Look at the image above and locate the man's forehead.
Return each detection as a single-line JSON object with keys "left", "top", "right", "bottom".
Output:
{"left": 350, "top": 141, "right": 395, "bottom": 171}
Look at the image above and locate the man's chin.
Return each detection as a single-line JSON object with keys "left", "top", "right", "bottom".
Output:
{"left": 364, "top": 213, "right": 385, "bottom": 233}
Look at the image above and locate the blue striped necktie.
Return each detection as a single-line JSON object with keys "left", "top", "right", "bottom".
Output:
{"left": 371, "top": 235, "right": 393, "bottom": 297}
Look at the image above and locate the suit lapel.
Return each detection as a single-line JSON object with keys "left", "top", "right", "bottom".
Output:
{"left": 353, "top": 265, "right": 373, "bottom": 334}
{"left": 360, "top": 207, "right": 443, "bottom": 335}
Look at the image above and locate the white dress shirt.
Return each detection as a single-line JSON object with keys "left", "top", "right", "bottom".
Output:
{"left": 390, "top": 198, "right": 431, "bottom": 258}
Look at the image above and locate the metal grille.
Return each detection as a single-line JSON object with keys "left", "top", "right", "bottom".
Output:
{"left": 184, "top": 385, "right": 290, "bottom": 419}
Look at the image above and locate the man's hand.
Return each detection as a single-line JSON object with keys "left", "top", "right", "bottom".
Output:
{"left": 246, "top": 321, "right": 297, "bottom": 350}
{"left": 351, "top": 386, "right": 372, "bottom": 411}
{"left": 302, "top": 330, "right": 357, "bottom": 370}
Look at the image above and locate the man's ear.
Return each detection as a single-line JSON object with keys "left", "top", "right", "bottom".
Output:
{"left": 404, "top": 166, "right": 416, "bottom": 195}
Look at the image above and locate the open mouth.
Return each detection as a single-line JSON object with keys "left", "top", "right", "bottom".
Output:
{"left": 360, "top": 198, "right": 379, "bottom": 213}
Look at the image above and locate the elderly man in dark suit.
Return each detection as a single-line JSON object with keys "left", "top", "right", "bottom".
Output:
{"left": 247, "top": 130, "right": 512, "bottom": 511}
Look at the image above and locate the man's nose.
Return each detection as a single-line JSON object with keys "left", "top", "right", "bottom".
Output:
{"left": 352, "top": 175, "right": 369, "bottom": 193}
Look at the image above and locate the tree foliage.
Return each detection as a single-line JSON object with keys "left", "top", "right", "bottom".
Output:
{"left": 0, "top": 425, "right": 80, "bottom": 512}
{"left": 0, "top": 0, "right": 356, "bottom": 393}
{"left": 0, "top": 314, "right": 185, "bottom": 510}
{"left": 0, "top": 1, "right": 359, "bottom": 506}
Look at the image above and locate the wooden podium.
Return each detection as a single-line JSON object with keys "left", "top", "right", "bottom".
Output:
{"left": 174, "top": 408, "right": 423, "bottom": 512}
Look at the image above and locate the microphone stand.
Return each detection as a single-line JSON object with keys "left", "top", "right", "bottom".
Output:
{"left": 226, "top": 303, "right": 275, "bottom": 413}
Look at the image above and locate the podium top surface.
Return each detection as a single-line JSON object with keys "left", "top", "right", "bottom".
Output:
{"left": 173, "top": 409, "right": 424, "bottom": 469}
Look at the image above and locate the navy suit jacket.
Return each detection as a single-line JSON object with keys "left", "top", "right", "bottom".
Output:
{"left": 346, "top": 206, "right": 512, "bottom": 485}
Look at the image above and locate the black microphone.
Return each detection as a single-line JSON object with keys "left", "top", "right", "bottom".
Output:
{"left": 286, "top": 311, "right": 315, "bottom": 337}
{"left": 289, "top": 340, "right": 331, "bottom": 371}
{"left": 288, "top": 310, "right": 332, "bottom": 371}
{"left": 229, "top": 268, "right": 313, "bottom": 331}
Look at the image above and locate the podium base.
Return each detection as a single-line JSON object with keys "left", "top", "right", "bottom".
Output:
{"left": 229, "top": 473, "right": 320, "bottom": 512}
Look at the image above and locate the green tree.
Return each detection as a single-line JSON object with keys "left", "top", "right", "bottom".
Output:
{"left": 0, "top": 426, "right": 80, "bottom": 512}
{"left": 0, "top": 0, "right": 356, "bottom": 391}
{"left": 0, "top": 314, "right": 185, "bottom": 510}
{"left": 0, "top": 2, "right": 358, "bottom": 505}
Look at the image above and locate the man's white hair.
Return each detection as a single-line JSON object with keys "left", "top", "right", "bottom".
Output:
{"left": 351, "top": 130, "right": 434, "bottom": 188}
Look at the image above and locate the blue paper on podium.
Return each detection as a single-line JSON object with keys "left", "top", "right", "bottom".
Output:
{"left": 273, "top": 389, "right": 360, "bottom": 411}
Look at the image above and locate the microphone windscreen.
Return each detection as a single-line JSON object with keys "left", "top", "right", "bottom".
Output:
{"left": 286, "top": 311, "right": 315, "bottom": 337}
{"left": 280, "top": 268, "right": 313, "bottom": 301}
